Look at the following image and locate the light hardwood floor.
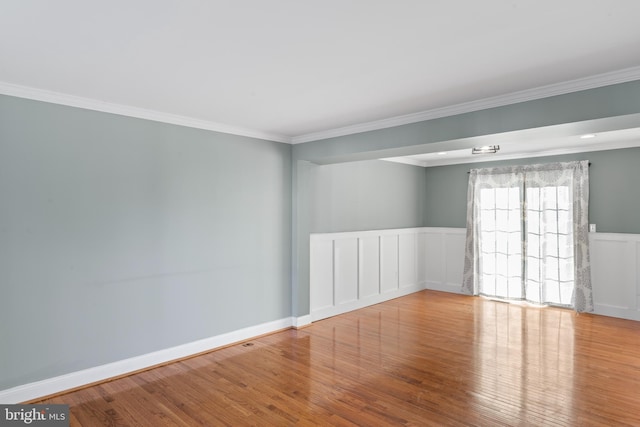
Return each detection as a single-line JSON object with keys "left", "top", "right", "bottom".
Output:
{"left": 36, "top": 290, "right": 640, "bottom": 426}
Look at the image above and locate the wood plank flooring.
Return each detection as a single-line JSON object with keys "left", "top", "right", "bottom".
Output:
{"left": 36, "top": 290, "right": 640, "bottom": 426}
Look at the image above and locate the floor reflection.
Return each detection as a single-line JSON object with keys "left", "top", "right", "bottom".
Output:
{"left": 36, "top": 291, "right": 640, "bottom": 426}
{"left": 472, "top": 299, "right": 575, "bottom": 424}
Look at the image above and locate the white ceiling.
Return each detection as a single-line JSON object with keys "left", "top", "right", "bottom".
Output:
{"left": 2, "top": 1, "right": 640, "bottom": 148}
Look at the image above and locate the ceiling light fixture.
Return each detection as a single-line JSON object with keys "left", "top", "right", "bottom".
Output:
{"left": 437, "top": 152, "right": 447, "bottom": 155}
{"left": 580, "top": 134, "right": 597, "bottom": 139}
{"left": 471, "top": 145, "right": 499, "bottom": 155}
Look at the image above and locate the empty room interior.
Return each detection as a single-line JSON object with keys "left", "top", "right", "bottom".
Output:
{"left": 2, "top": 1, "right": 640, "bottom": 425}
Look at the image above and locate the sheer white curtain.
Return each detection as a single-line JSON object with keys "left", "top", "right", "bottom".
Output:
{"left": 461, "top": 161, "right": 593, "bottom": 312}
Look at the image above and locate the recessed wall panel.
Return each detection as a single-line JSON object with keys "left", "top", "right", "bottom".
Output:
{"left": 445, "top": 233, "right": 466, "bottom": 287}
{"left": 591, "top": 239, "right": 632, "bottom": 308}
{"left": 334, "top": 238, "right": 359, "bottom": 305}
{"left": 381, "top": 235, "right": 399, "bottom": 293}
{"left": 359, "top": 236, "right": 380, "bottom": 298}
{"left": 399, "top": 233, "right": 417, "bottom": 288}
{"left": 424, "top": 233, "right": 444, "bottom": 284}
{"left": 310, "top": 239, "right": 334, "bottom": 311}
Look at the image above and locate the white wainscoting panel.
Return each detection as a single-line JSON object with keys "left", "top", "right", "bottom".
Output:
{"left": 309, "top": 239, "right": 334, "bottom": 313}
{"left": 590, "top": 233, "right": 640, "bottom": 321}
{"left": 380, "top": 234, "right": 399, "bottom": 294}
{"left": 311, "top": 229, "right": 640, "bottom": 323}
{"left": 424, "top": 232, "right": 443, "bottom": 283}
{"left": 334, "top": 238, "right": 359, "bottom": 305}
{"left": 358, "top": 236, "right": 380, "bottom": 299}
{"left": 445, "top": 231, "right": 466, "bottom": 290}
{"left": 424, "top": 228, "right": 466, "bottom": 294}
{"left": 417, "top": 232, "right": 427, "bottom": 285}
{"left": 399, "top": 233, "right": 418, "bottom": 289}
{"left": 310, "top": 228, "right": 426, "bottom": 321}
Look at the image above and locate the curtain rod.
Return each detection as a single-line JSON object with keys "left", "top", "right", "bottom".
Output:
{"left": 467, "top": 162, "right": 591, "bottom": 174}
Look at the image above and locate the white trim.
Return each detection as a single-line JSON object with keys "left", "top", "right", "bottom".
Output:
{"left": 310, "top": 283, "right": 425, "bottom": 322}
{"left": 310, "top": 226, "right": 427, "bottom": 240}
{"left": 384, "top": 139, "right": 640, "bottom": 168}
{"left": 0, "top": 317, "right": 293, "bottom": 404}
{"left": 421, "top": 227, "right": 466, "bottom": 235}
{"left": 424, "top": 280, "right": 463, "bottom": 294}
{"left": 0, "top": 82, "right": 291, "bottom": 144}
{"left": 4, "top": 67, "right": 640, "bottom": 147}
{"left": 594, "top": 304, "right": 640, "bottom": 321}
{"left": 291, "top": 66, "right": 640, "bottom": 144}
{"left": 293, "top": 315, "right": 312, "bottom": 328}
{"left": 589, "top": 232, "right": 640, "bottom": 242}
{"left": 380, "top": 156, "right": 427, "bottom": 167}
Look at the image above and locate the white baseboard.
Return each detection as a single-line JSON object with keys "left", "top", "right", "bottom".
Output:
{"left": 0, "top": 317, "right": 295, "bottom": 404}
{"left": 311, "top": 283, "right": 425, "bottom": 322}
{"left": 425, "top": 281, "right": 463, "bottom": 294}
{"left": 293, "top": 315, "right": 312, "bottom": 328}
{"left": 594, "top": 304, "right": 640, "bottom": 322}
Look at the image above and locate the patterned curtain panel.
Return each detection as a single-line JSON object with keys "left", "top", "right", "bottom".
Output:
{"left": 461, "top": 160, "right": 593, "bottom": 312}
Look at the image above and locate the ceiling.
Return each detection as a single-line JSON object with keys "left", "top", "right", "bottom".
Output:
{"left": 382, "top": 126, "right": 640, "bottom": 167}
{"left": 2, "top": 1, "right": 640, "bottom": 152}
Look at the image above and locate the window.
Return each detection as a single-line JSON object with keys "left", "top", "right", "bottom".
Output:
{"left": 462, "top": 161, "right": 593, "bottom": 312}
{"left": 478, "top": 185, "right": 523, "bottom": 300}
{"left": 525, "top": 185, "right": 574, "bottom": 306}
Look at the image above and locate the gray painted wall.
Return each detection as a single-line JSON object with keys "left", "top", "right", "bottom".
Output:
{"left": 424, "top": 148, "right": 640, "bottom": 233}
{"left": 292, "top": 81, "right": 640, "bottom": 164}
{"left": 291, "top": 80, "right": 640, "bottom": 318}
{"left": 0, "top": 95, "right": 292, "bottom": 390}
{"left": 309, "top": 160, "right": 426, "bottom": 233}
{"left": 4, "top": 78, "right": 640, "bottom": 393}
{"left": 289, "top": 159, "right": 426, "bottom": 318}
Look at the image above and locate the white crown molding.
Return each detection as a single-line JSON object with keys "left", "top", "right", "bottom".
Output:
{"left": 0, "top": 81, "right": 291, "bottom": 144}
{"left": 0, "top": 316, "right": 301, "bottom": 404}
{"left": 4, "top": 66, "right": 640, "bottom": 146}
{"left": 291, "top": 66, "right": 640, "bottom": 144}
